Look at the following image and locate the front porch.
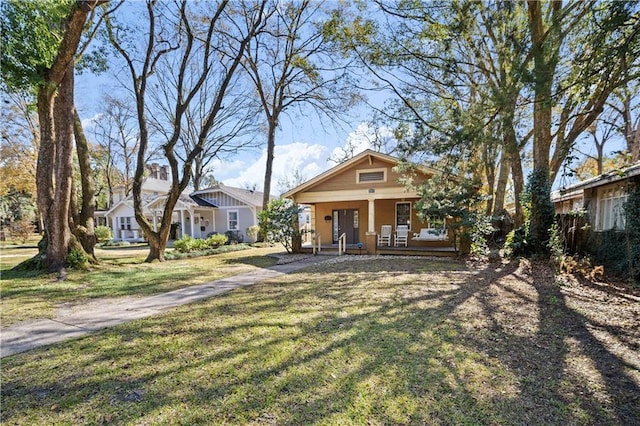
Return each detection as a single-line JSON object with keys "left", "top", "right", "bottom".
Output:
{"left": 300, "top": 243, "right": 458, "bottom": 257}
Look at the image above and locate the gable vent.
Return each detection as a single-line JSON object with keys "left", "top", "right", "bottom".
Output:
{"left": 358, "top": 171, "right": 385, "bottom": 183}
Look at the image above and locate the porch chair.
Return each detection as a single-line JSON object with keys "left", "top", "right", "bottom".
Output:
{"left": 377, "top": 224, "right": 392, "bottom": 246}
{"left": 394, "top": 225, "right": 409, "bottom": 247}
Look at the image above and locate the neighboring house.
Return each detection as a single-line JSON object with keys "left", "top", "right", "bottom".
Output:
{"left": 95, "top": 164, "right": 266, "bottom": 243}
{"left": 282, "top": 149, "right": 457, "bottom": 255}
{"left": 551, "top": 162, "right": 640, "bottom": 232}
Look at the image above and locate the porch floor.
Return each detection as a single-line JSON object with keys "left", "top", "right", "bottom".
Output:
{"left": 300, "top": 243, "right": 458, "bottom": 257}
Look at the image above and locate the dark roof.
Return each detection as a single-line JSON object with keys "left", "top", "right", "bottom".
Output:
{"left": 190, "top": 194, "right": 218, "bottom": 208}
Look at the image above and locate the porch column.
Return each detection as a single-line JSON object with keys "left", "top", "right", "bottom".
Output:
{"left": 180, "top": 209, "right": 185, "bottom": 238}
{"left": 211, "top": 211, "right": 216, "bottom": 232}
{"left": 190, "top": 209, "right": 195, "bottom": 238}
{"left": 366, "top": 198, "right": 377, "bottom": 255}
{"left": 367, "top": 199, "right": 375, "bottom": 233}
{"left": 153, "top": 212, "right": 157, "bottom": 232}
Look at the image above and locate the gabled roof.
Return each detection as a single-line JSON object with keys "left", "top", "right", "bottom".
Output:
{"left": 191, "top": 183, "right": 269, "bottom": 207}
{"left": 190, "top": 194, "right": 218, "bottom": 207}
{"left": 282, "top": 149, "right": 441, "bottom": 198}
{"left": 552, "top": 162, "right": 640, "bottom": 200}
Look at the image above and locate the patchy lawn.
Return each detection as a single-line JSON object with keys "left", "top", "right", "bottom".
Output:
{"left": 1, "top": 257, "right": 639, "bottom": 425}
{"left": 0, "top": 245, "right": 281, "bottom": 326}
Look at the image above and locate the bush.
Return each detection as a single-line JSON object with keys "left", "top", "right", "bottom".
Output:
{"left": 165, "top": 243, "right": 249, "bottom": 259}
{"left": 246, "top": 225, "right": 260, "bottom": 241}
{"left": 66, "top": 248, "right": 88, "bottom": 269}
{"left": 206, "top": 233, "right": 228, "bottom": 248}
{"left": 8, "top": 219, "right": 35, "bottom": 243}
{"left": 173, "top": 234, "right": 228, "bottom": 253}
{"left": 101, "top": 240, "right": 131, "bottom": 247}
{"left": 94, "top": 225, "right": 113, "bottom": 242}
{"left": 503, "top": 226, "right": 529, "bottom": 258}
{"left": 258, "top": 199, "right": 302, "bottom": 253}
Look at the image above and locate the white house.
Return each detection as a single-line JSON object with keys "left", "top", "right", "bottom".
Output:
{"left": 95, "top": 164, "right": 267, "bottom": 243}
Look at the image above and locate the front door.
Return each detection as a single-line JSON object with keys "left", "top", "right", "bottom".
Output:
{"left": 332, "top": 209, "right": 359, "bottom": 244}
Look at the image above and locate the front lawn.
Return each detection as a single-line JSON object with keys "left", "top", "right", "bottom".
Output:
{"left": 2, "top": 257, "right": 638, "bottom": 425}
{"left": 0, "top": 245, "right": 281, "bottom": 326}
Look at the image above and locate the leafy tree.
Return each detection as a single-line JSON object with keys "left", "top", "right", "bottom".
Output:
{"left": 258, "top": 198, "right": 302, "bottom": 253}
{"left": 1, "top": 0, "right": 106, "bottom": 272}
{"left": 526, "top": 1, "right": 640, "bottom": 249}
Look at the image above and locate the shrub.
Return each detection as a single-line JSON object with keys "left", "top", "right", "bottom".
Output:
{"left": 66, "top": 248, "right": 88, "bottom": 269}
{"left": 8, "top": 219, "right": 35, "bottom": 243}
{"left": 206, "top": 233, "right": 228, "bottom": 248}
{"left": 258, "top": 199, "right": 302, "bottom": 253}
{"left": 94, "top": 225, "right": 113, "bottom": 242}
{"left": 101, "top": 240, "right": 131, "bottom": 247}
{"left": 246, "top": 225, "right": 260, "bottom": 241}
{"left": 174, "top": 234, "right": 228, "bottom": 253}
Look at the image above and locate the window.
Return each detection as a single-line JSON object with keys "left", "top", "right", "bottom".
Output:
{"left": 597, "top": 187, "right": 627, "bottom": 231}
{"left": 395, "top": 202, "right": 411, "bottom": 229}
{"left": 357, "top": 168, "right": 386, "bottom": 184}
{"left": 227, "top": 210, "right": 239, "bottom": 230}
{"left": 119, "top": 217, "right": 132, "bottom": 230}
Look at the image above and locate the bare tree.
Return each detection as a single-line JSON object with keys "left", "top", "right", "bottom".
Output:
{"left": 241, "top": 0, "right": 358, "bottom": 210}
{"left": 107, "top": 0, "right": 267, "bottom": 261}
{"left": 93, "top": 94, "right": 141, "bottom": 198}
{"left": 148, "top": 64, "right": 262, "bottom": 191}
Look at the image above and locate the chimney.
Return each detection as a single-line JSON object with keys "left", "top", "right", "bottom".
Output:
{"left": 160, "top": 165, "right": 168, "bottom": 181}
{"left": 150, "top": 163, "right": 160, "bottom": 179}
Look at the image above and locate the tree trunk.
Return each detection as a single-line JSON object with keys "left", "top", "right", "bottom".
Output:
{"left": 35, "top": 88, "right": 56, "bottom": 248}
{"left": 493, "top": 153, "right": 510, "bottom": 216}
{"left": 74, "top": 109, "right": 97, "bottom": 259}
{"left": 47, "top": 66, "right": 76, "bottom": 272}
{"left": 527, "top": 0, "right": 560, "bottom": 250}
{"left": 484, "top": 149, "right": 496, "bottom": 217}
{"left": 510, "top": 151, "right": 525, "bottom": 228}
{"left": 262, "top": 119, "right": 277, "bottom": 211}
{"left": 29, "top": 1, "right": 98, "bottom": 271}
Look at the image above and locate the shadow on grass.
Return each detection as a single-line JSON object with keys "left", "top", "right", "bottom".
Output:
{"left": 1, "top": 258, "right": 638, "bottom": 424}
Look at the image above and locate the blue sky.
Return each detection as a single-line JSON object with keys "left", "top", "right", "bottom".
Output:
{"left": 75, "top": 68, "right": 389, "bottom": 195}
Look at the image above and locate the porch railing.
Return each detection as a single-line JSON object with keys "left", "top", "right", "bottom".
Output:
{"left": 338, "top": 232, "right": 346, "bottom": 256}
{"left": 313, "top": 233, "right": 322, "bottom": 255}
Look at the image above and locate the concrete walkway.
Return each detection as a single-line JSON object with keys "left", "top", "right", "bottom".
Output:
{"left": 1, "top": 256, "right": 324, "bottom": 358}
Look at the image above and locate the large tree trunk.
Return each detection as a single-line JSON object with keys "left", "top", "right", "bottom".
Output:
{"left": 74, "top": 109, "right": 97, "bottom": 259}
{"left": 29, "top": 1, "right": 99, "bottom": 272}
{"left": 47, "top": 66, "right": 76, "bottom": 272}
{"left": 527, "top": 0, "right": 560, "bottom": 250}
{"left": 35, "top": 89, "right": 56, "bottom": 249}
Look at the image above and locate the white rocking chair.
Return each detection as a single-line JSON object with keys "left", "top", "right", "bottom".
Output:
{"left": 377, "top": 224, "right": 392, "bottom": 246}
{"left": 394, "top": 225, "right": 409, "bottom": 247}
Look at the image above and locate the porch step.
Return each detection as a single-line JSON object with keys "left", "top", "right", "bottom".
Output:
{"left": 300, "top": 245, "right": 458, "bottom": 257}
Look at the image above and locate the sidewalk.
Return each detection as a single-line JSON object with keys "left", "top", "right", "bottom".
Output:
{"left": 1, "top": 256, "right": 324, "bottom": 358}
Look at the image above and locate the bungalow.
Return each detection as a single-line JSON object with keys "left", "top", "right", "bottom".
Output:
{"left": 95, "top": 164, "right": 267, "bottom": 243}
{"left": 282, "top": 149, "right": 457, "bottom": 256}
{"left": 552, "top": 162, "right": 640, "bottom": 232}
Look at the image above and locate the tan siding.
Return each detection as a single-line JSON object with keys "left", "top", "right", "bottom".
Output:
{"left": 310, "top": 157, "right": 430, "bottom": 192}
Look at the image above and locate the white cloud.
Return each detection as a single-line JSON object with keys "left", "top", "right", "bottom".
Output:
{"left": 217, "top": 121, "right": 397, "bottom": 195}
{"left": 330, "top": 121, "right": 395, "bottom": 164}
{"left": 219, "top": 142, "right": 330, "bottom": 194}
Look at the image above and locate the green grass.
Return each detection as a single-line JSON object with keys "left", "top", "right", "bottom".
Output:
{"left": 3, "top": 257, "right": 637, "bottom": 424}
{"left": 0, "top": 245, "right": 281, "bottom": 325}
